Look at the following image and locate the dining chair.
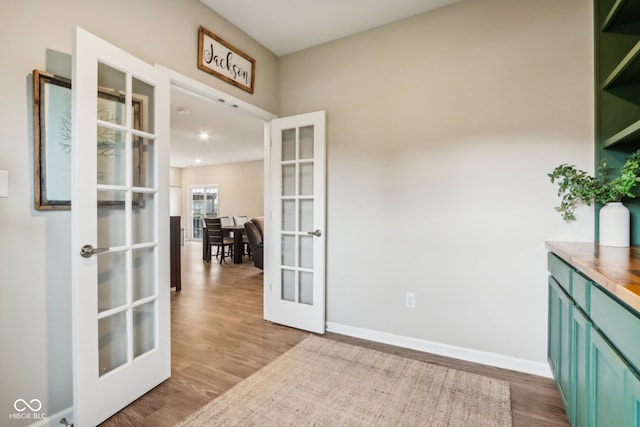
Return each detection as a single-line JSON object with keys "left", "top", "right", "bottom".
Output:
{"left": 233, "top": 216, "right": 250, "bottom": 256}
{"left": 233, "top": 216, "right": 248, "bottom": 226}
{"left": 204, "top": 217, "right": 233, "bottom": 264}
{"left": 219, "top": 216, "right": 234, "bottom": 256}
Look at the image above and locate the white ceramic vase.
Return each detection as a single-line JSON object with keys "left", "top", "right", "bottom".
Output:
{"left": 599, "top": 202, "right": 630, "bottom": 247}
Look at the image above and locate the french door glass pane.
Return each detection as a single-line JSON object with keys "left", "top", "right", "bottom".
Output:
{"left": 97, "top": 127, "right": 126, "bottom": 186}
{"left": 97, "top": 63, "right": 126, "bottom": 126}
{"left": 282, "top": 235, "right": 295, "bottom": 266}
{"left": 135, "top": 136, "right": 155, "bottom": 188}
{"left": 132, "top": 247, "right": 155, "bottom": 301}
{"left": 282, "top": 128, "right": 296, "bottom": 161}
{"left": 133, "top": 301, "right": 156, "bottom": 357}
{"left": 299, "top": 236, "right": 313, "bottom": 269}
{"left": 299, "top": 126, "right": 314, "bottom": 159}
{"left": 97, "top": 251, "right": 127, "bottom": 313}
{"left": 132, "top": 192, "right": 155, "bottom": 245}
{"left": 282, "top": 200, "right": 295, "bottom": 231}
{"left": 98, "top": 311, "right": 127, "bottom": 375}
{"left": 97, "top": 197, "right": 126, "bottom": 247}
{"left": 299, "top": 163, "right": 313, "bottom": 196}
{"left": 282, "top": 164, "right": 295, "bottom": 196}
{"left": 299, "top": 199, "right": 313, "bottom": 232}
{"left": 282, "top": 269, "right": 295, "bottom": 302}
{"left": 299, "top": 272, "right": 313, "bottom": 305}
{"left": 131, "top": 77, "right": 154, "bottom": 133}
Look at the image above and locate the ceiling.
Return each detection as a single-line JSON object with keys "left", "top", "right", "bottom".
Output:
{"left": 200, "top": 0, "right": 463, "bottom": 56}
{"left": 170, "top": 86, "right": 265, "bottom": 168}
{"left": 171, "top": 0, "right": 462, "bottom": 168}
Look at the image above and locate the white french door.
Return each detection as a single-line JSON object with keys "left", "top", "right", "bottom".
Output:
{"left": 266, "top": 111, "right": 326, "bottom": 334}
{"left": 71, "top": 27, "right": 170, "bottom": 426}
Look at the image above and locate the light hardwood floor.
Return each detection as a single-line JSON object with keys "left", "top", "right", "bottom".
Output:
{"left": 100, "top": 241, "right": 569, "bottom": 426}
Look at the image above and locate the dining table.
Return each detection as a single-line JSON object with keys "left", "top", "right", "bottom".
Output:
{"left": 202, "top": 224, "right": 246, "bottom": 264}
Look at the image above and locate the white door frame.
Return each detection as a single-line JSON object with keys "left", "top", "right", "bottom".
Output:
{"left": 155, "top": 66, "right": 329, "bottom": 331}
{"left": 154, "top": 65, "right": 278, "bottom": 311}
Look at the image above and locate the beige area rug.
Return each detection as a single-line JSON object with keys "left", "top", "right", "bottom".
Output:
{"left": 176, "top": 336, "right": 512, "bottom": 427}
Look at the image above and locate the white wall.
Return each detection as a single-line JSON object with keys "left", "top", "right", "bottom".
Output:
{"left": 0, "top": 0, "right": 595, "bottom": 424}
{"left": 180, "top": 160, "right": 264, "bottom": 239}
{"left": 170, "top": 167, "right": 183, "bottom": 216}
{"left": 0, "top": 1, "right": 277, "bottom": 425}
{"left": 278, "top": 0, "right": 594, "bottom": 368}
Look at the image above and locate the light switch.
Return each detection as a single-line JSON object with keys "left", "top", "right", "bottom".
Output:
{"left": 0, "top": 170, "right": 8, "bottom": 198}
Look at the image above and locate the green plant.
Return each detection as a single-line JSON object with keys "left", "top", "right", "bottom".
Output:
{"left": 548, "top": 150, "right": 640, "bottom": 220}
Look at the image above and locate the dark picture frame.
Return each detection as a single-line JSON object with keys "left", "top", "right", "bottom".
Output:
{"left": 33, "top": 70, "right": 143, "bottom": 210}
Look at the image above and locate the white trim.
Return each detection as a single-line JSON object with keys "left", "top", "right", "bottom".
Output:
{"left": 263, "top": 122, "right": 272, "bottom": 322}
{"left": 154, "top": 64, "right": 277, "bottom": 122}
{"left": 326, "top": 322, "right": 553, "bottom": 378}
{"left": 28, "top": 406, "right": 73, "bottom": 427}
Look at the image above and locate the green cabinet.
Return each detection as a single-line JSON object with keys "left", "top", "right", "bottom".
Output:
{"left": 589, "top": 328, "right": 626, "bottom": 426}
{"left": 549, "top": 276, "right": 573, "bottom": 411}
{"left": 625, "top": 369, "right": 640, "bottom": 426}
{"left": 572, "top": 307, "right": 591, "bottom": 427}
{"left": 548, "top": 252, "right": 640, "bottom": 426}
{"left": 595, "top": 0, "right": 640, "bottom": 244}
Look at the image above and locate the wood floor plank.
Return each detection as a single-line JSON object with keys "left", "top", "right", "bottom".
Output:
{"left": 100, "top": 241, "right": 568, "bottom": 426}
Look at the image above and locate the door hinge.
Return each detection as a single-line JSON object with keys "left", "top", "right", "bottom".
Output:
{"left": 269, "top": 283, "right": 272, "bottom": 292}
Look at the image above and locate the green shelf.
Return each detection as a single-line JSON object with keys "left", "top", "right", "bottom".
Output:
{"left": 596, "top": 0, "right": 640, "bottom": 244}
{"left": 602, "top": 40, "right": 640, "bottom": 89}
{"left": 603, "top": 117, "right": 640, "bottom": 147}
{"left": 602, "top": 0, "right": 640, "bottom": 32}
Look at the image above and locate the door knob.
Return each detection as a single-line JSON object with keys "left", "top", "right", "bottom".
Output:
{"left": 307, "top": 229, "right": 322, "bottom": 237}
{"left": 80, "top": 244, "right": 110, "bottom": 258}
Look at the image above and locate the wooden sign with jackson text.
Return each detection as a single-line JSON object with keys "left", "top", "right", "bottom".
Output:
{"left": 198, "top": 26, "right": 255, "bottom": 94}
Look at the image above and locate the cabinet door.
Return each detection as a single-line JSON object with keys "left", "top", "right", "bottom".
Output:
{"left": 549, "top": 276, "right": 572, "bottom": 411}
{"left": 572, "top": 307, "right": 591, "bottom": 427}
{"left": 625, "top": 369, "right": 640, "bottom": 427}
{"left": 549, "top": 277, "right": 560, "bottom": 374}
{"left": 590, "top": 328, "right": 626, "bottom": 426}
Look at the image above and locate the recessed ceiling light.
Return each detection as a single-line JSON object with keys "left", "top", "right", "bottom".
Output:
{"left": 195, "top": 158, "right": 201, "bottom": 164}
{"left": 199, "top": 132, "right": 209, "bottom": 140}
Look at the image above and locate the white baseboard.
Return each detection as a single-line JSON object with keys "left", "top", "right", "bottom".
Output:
{"left": 326, "top": 322, "right": 552, "bottom": 378}
{"left": 28, "top": 407, "right": 73, "bottom": 427}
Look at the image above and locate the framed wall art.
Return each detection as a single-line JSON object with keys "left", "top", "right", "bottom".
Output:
{"left": 33, "top": 70, "right": 144, "bottom": 210}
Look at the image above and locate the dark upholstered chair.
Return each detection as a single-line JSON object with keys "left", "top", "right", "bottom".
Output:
{"left": 253, "top": 217, "right": 264, "bottom": 239}
{"left": 204, "top": 218, "right": 233, "bottom": 264}
{"left": 244, "top": 220, "right": 263, "bottom": 270}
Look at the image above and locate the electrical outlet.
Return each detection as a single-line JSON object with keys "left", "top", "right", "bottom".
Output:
{"left": 405, "top": 292, "right": 416, "bottom": 308}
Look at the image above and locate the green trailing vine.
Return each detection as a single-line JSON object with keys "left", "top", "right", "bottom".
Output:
{"left": 548, "top": 150, "right": 640, "bottom": 221}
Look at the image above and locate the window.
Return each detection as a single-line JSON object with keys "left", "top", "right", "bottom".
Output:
{"left": 189, "top": 185, "right": 218, "bottom": 239}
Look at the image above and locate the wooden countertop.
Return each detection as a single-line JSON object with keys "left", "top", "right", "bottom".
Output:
{"left": 546, "top": 241, "right": 640, "bottom": 313}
